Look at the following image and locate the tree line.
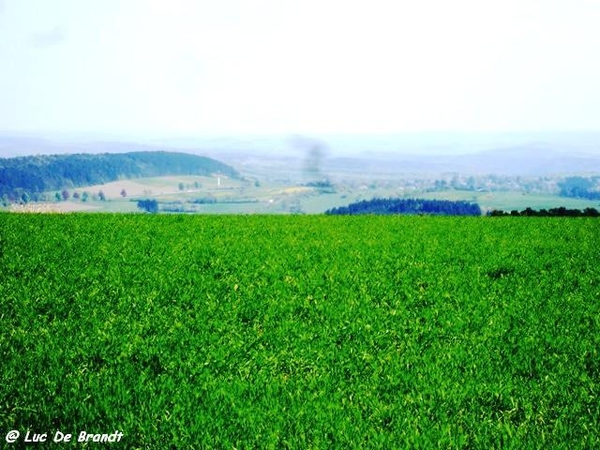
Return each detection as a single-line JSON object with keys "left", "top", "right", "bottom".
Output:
{"left": 488, "top": 207, "right": 600, "bottom": 217}
{"left": 325, "top": 198, "right": 482, "bottom": 216}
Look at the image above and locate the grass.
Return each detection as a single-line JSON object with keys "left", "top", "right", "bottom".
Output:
{"left": 1, "top": 214, "right": 599, "bottom": 448}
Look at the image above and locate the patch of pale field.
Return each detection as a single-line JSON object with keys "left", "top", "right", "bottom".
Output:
{"left": 9, "top": 202, "right": 99, "bottom": 213}
{"left": 73, "top": 176, "right": 232, "bottom": 200}
{"left": 281, "top": 187, "right": 314, "bottom": 195}
{"left": 72, "top": 180, "right": 172, "bottom": 199}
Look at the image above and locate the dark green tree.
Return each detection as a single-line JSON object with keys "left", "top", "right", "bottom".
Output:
{"left": 137, "top": 199, "right": 159, "bottom": 213}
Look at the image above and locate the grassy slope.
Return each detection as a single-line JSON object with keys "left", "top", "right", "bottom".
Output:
{"left": 1, "top": 214, "right": 599, "bottom": 448}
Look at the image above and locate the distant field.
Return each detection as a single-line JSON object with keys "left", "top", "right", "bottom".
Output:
{"left": 72, "top": 175, "right": 234, "bottom": 199}
{"left": 1, "top": 214, "right": 599, "bottom": 448}
{"left": 10, "top": 173, "right": 598, "bottom": 215}
{"left": 416, "top": 190, "right": 600, "bottom": 213}
{"left": 29, "top": 175, "right": 314, "bottom": 214}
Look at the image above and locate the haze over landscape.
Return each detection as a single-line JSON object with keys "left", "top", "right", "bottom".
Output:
{"left": 1, "top": 0, "right": 599, "bottom": 145}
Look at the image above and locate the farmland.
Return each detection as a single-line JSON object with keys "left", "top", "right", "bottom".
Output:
{"left": 1, "top": 214, "right": 599, "bottom": 448}
{"left": 6, "top": 173, "right": 600, "bottom": 216}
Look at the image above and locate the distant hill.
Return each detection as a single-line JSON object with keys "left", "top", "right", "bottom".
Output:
{"left": 0, "top": 151, "right": 239, "bottom": 201}
{"left": 453, "top": 145, "right": 600, "bottom": 175}
{"left": 324, "top": 145, "right": 600, "bottom": 176}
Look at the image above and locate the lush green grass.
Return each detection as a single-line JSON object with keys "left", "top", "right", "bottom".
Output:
{"left": 1, "top": 214, "right": 599, "bottom": 448}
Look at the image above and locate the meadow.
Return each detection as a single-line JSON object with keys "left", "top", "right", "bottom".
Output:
{"left": 1, "top": 213, "right": 599, "bottom": 448}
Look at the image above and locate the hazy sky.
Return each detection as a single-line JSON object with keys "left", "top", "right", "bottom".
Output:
{"left": 1, "top": 0, "right": 600, "bottom": 137}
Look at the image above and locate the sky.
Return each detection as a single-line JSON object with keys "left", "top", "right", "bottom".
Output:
{"left": 1, "top": 0, "right": 600, "bottom": 139}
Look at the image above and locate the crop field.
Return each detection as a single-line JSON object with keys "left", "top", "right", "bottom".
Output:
{"left": 1, "top": 213, "right": 599, "bottom": 448}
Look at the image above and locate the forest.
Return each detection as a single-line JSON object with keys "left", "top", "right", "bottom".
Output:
{"left": 0, "top": 151, "right": 238, "bottom": 201}
{"left": 326, "top": 197, "right": 482, "bottom": 216}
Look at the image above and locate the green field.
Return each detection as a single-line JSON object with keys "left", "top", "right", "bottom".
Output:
{"left": 1, "top": 214, "right": 599, "bottom": 448}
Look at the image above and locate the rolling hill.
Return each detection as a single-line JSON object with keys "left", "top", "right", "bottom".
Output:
{"left": 0, "top": 151, "right": 239, "bottom": 200}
